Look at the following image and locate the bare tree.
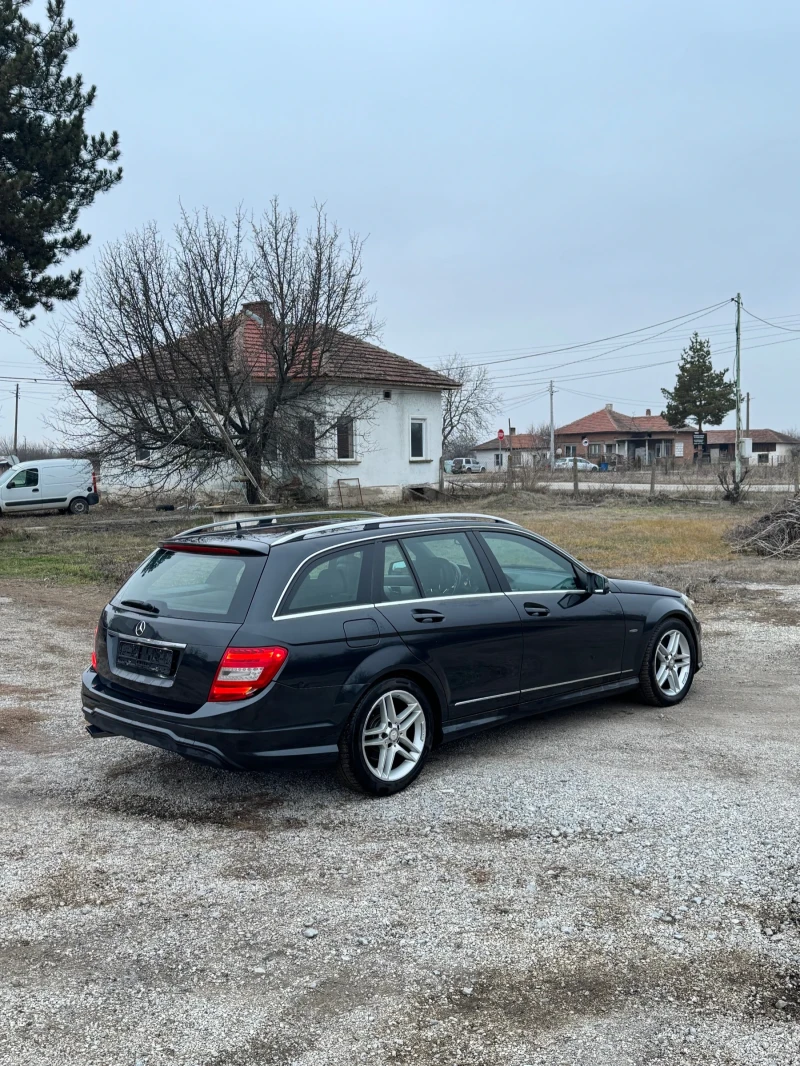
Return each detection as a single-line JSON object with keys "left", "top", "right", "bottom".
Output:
{"left": 436, "top": 353, "right": 500, "bottom": 487}
{"left": 36, "top": 201, "right": 382, "bottom": 502}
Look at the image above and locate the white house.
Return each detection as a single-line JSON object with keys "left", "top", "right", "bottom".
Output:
{"left": 474, "top": 432, "right": 549, "bottom": 469}
{"left": 79, "top": 304, "right": 459, "bottom": 504}
{"left": 705, "top": 429, "right": 800, "bottom": 466}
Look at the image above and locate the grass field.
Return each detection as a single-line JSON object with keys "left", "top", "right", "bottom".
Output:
{"left": 0, "top": 494, "right": 756, "bottom": 590}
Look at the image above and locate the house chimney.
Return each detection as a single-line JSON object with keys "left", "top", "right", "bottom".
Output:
{"left": 605, "top": 403, "right": 613, "bottom": 411}
{"left": 645, "top": 408, "right": 651, "bottom": 416}
{"left": 242, "top": 300, "right": 273, "bottom": 324}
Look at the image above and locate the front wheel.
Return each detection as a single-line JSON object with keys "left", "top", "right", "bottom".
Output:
{"left": 338, "top": 678, "right": 433, "bottom": 796}
{"left": 638, "top": 619, "right": 696, "bottom": 706}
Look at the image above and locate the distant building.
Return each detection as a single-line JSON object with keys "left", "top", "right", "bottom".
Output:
{"left": 554, "top": 405, "right": 693, "bottom": 465}
{"left": 474, "top": 431, "right": 549, "bottom": 468}
{"left": 705, "top": 429, "right": 800, "bottom": 466}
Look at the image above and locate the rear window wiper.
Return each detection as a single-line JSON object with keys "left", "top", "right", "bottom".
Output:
{"left": 120, "top": 599, "right": 160, "bottom": 615}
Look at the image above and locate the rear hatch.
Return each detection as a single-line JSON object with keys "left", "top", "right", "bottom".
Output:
{"left": 94, "top": 543, "right": 268, "bottom": 713}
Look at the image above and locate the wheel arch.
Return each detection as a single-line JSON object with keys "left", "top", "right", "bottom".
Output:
{"left": 339, "top": 660, "right": 446, "bottom": 746}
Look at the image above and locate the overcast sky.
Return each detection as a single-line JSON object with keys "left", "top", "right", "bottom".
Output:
{"left": 4, "top": 0, "right": 800, "bottom": 443}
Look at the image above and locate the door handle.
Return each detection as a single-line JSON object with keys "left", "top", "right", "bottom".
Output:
{"left": 523, "top": 602, "right": 550, "bottom": 617}
{"left": 411, "top": 608, "right": 445, "bottom": 623}
{"left": 31, "top": 488, "right": 40, "bottom": 493}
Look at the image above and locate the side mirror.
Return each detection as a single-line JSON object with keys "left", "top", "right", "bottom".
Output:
{"left": 587, "top": 572, "right": 610, "bottom": 594}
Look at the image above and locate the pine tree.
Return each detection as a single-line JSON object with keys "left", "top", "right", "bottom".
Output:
{"left": 0, "top": 0, "right": 122, "bottom": 326}
{"left": 661, "top": 332, "right": 736, "bottom": 433}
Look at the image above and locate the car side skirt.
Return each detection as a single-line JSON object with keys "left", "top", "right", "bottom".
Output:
{"left": 441, "top": 676, "right": 641, "bottom": 742}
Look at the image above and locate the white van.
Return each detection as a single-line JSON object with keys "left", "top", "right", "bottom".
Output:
{"left": 0, "top": 459, "right": 99, "bottom": 516}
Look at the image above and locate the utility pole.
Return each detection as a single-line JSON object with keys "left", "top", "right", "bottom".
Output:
{"left": 734, "top": 293, "right": 742, "bottom": 483}
{"left": 506, "top": 419, "right": 513, "bottom": 492}
{"left": 13, "top": 384, "right": 19, "bottom": 452}
{"left": 745, "top": 391, "right": 750, "bottom": 433}
{"left": 549, "top": 381, "right": 555, "bottom": 471}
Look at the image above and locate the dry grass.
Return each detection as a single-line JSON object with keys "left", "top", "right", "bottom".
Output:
{"left": 511, "top": 509, "right": 738, "bottom": 572}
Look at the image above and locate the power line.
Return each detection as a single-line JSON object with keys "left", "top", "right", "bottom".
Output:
{"left": 455, "top": 300, "right": 733, "bottom": 368}
{"left": 740, "top": 305, "right": 800, "bottom": 333}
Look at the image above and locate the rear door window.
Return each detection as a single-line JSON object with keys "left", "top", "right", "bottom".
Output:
{"left": 400, "top": 532, "right": 490, "bottom": 597}
{"left": 280, "top": 546, "right": 370, "bottom": 615}
{"left": 378, "top": 541, "right": 421, "bottom": 602}
{"left": 113, "top": 549, "right": 266, "bottom": 622}
{"left": 479, "top": 532, "right": 580, "bottom": 592}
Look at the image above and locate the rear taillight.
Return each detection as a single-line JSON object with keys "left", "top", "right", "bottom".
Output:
{"left": 92, "top": 470, "right": 98, "bottom": 494}
{"left": 209, "top": 646, "right": 288, "bottom": 702}
{"left": 91, "top": 625, "right": 98, "bottom": 669}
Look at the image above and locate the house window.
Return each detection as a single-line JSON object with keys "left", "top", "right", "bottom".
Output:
{"left": 336, "top": 418, "right": 354, "bottom": 460}
{"left": 757, "top": 453, "right": 769, "bottom": 464}
{"left": 410, "top": 419, "right": 425, "bottom": 459}
{"left": 588, "top": 443, "right": 601, "bottom": 456}
{"left": 605, "top": 443, "right": 615, "bottom": 454}
{"left": 383, "top": 390, "right": 392, "bottom": 400}
{"left": 298, "top": 418, "right": 316, "bottom": 461}
{"left": 134, "top": 432, "right": 151, "bottom": 462}
{"left": 494, "top": 452, "right": 503, "bottom": 467}
{"left": 564, "top": 444, "right": 576, "bottom": 457}
{"left": 655, "top": 441, "right": 672, "bottom": 458}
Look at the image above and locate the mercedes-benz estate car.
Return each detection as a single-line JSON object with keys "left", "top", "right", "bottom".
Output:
{"left": 82, "top": 511, "right": 702, "bottom": 796}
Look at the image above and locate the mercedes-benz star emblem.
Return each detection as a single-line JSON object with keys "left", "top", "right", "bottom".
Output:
{"left": 135, "top": 621, "right": 146, "bottom": 637}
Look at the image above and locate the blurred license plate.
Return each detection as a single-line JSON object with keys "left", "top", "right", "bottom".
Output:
{"left": 117, "top": 641, "right": 173, "bottom": 674}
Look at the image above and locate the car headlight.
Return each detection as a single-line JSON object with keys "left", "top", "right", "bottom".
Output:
{"left": 680, "top": 593, "right": 697, "bottom": 614}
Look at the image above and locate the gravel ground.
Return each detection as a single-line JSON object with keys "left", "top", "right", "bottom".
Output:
{"left": 2, "top": 581, "right": 800, "bottom": 1065}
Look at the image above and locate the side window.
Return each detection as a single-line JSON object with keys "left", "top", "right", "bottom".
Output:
{"left": 401, "top": 532, "right": 490, "bottom": 598}
{"left": 480, "top": 532, "right": 580, "bottom": 592}
{"left": 379, "top": 541, "right": 420, "bottom": 602}
{"left": 281, "top": 547, "right": 367, "bottom": 615}
{"left": 7, "top": 469, "right": 38, "bottom": 489}
{"left": 410, "top": 419, "right": 426, "bottom": 459}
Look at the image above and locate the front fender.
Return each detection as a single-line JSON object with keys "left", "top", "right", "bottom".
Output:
{"left": 621, "top": 596, "right": 702, "bottom": 674}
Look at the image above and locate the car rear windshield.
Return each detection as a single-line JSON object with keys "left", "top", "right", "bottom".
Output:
{"left": 113, "top": 549, "right": 266, "bottom": 622}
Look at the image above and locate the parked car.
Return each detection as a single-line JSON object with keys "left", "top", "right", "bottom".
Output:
{"left": 0, "top": 459, "right": 99, "bottom": 516}
{"left": 553, "top": 457, "right": 599, "bottom": 472}
{"left": 82, "top": 511, "right": 702, "bottom": 795}
{"left": 451, "top": 457, "right": 487, "bottom": 473}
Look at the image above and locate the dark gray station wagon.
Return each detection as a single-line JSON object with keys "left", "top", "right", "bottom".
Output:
{"left": 82, "top": 511, "right": 702, "bottom": 795}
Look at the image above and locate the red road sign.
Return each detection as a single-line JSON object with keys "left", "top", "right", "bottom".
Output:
{"left": 497, "top": 429, "right": 505, "bottom": 441}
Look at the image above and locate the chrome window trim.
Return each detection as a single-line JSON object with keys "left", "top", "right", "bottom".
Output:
{"left": 273, "top": 603, "right": 377, "bottom": 622}
{"left": 270, "top": 523, "right": 596, "bottom": 620}
{"left": 377, "top": 592, "right": 508, "bottom": 608}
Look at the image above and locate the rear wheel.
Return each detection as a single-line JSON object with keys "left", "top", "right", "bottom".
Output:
{"left": 638, "top": 618, "right": 696, "bottom": 706}
{"left": 68, "top": 497, "right": 89, "bottom": 515}
{"left": 338, "top": 678, "right": 433, "bottom": 796}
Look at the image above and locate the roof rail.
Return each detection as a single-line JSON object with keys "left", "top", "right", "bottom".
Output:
{"left": 269, "top": 511, "right": 524, "bottom": 545}
{"left": 174, "top": 510, "right": 385, "bottom": 540}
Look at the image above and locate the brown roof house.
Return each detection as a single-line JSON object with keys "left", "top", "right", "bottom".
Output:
{"left": 705, "top": 429, "right": 800, "bottom": 466}
{"left": 77, "top": 301, "right": 460, "bottom": 503}
{"left": 474, "top": 430, "right": 550, "bottom": 469}
{"left": 555, "top": 405, "right": 694, "bottom": 464}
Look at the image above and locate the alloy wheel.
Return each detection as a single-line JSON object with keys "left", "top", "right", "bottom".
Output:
{"left": 361, "top": 690, "right": 426, "bottom": 782}
{"left": 655, "top": 629, "right": 692, "bottom": 696}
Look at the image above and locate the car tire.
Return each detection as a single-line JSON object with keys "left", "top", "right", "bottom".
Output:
{"left": 337, "top": 677, "right": 434, "bottom": 796}
{"left": 68, "top": 497, "right": 90, "bottom": 515}
{"left": 638, "top": 618, "right": 696, "bottom": 707}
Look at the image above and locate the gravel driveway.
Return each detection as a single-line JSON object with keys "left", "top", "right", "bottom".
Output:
{"left": 1, "top": 581, "right": 800, "bottom": 1065}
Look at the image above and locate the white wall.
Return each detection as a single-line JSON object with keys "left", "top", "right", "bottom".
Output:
{"left": 95, "top": 387, "right": 445, "bottom": 502}
{"left": 315, "top": 386, "right": 444, "bottom": 502}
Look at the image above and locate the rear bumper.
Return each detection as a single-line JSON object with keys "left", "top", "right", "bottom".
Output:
{"left": 81, "top": 670, "right": 340, "bottom": 769}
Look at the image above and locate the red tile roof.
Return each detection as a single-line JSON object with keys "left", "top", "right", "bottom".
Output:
{"left": 706, "top": 429, "right": 800, "bottom": 445}
{"left": 77, "top": 308, "right": 460, "bottom": 393}
{"left": 475, "top": 433, "right": 545, "bottom": 451}
{"left": 555, "top": 407, "right": 687, "bottom": 435}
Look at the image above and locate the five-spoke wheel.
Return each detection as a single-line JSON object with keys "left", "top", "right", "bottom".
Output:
{"left": 639, "top": 618, "right": 696, "bottom": 706}
{"left": 338, "top": 678, "right": 433, "bottom": 794}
